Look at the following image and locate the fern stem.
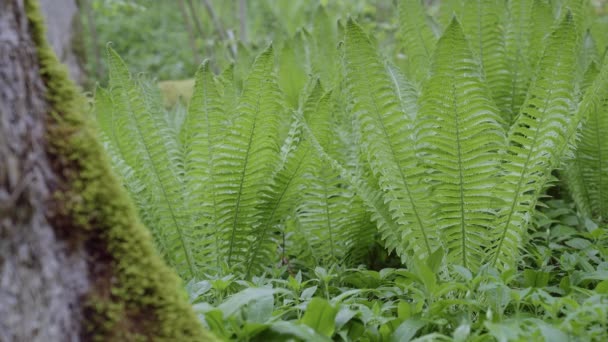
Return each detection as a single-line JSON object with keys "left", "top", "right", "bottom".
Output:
{"left": 322, "top": 174, "right": 336, "bottom": 262}
{"left": 593, "top": 108, "right": 605, "bottom": 218}
{"left": 452, "top": 85, "right": 468, "bottom": 269}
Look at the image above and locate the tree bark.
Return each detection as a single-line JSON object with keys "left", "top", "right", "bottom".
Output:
{"left": 0, "top": 0, "right": 217, "bottom": 341}
{"left": 39, "top": 0, "right": 86, "bottom": 85}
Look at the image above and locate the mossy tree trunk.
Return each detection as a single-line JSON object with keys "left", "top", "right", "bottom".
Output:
{"left": 0, "top": 0, "right": 216, "bottom": 341}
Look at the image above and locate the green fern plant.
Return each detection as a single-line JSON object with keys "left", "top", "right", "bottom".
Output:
{"left": 333, "top": 8, "right": 585, "bottom": 272}
{"left": 95, "top": 43, "right": 375, "bottom": 278}
{"left": 563, "top": 55, "right": 608, "bottom": 222}
{"left": 94, "top": 0, "right": 607, "bottom": 280}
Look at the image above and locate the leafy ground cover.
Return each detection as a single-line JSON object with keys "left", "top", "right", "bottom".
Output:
{"left": 183, "top": 198, "right": 608, "bottom": 341}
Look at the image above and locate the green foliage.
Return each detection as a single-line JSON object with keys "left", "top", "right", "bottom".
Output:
{"left": 91, "top": 0, "right": 608, "bottom": 339}
{"left": 563, "top": 54, "right": 608, "bottom": 222}
{"left": 418, "top": 18, "right": 505, "bottom": 271}
{"left": 188, "top": 216, "right": 608, "bottom": 340}
{"left": 339, "top": 9, "right": 585, "bottom": 272}
{"left": 94, "top": 0, "right": 608, "bottom": 276}
{"left": 82, "top": 0, "right": 385, "bottom": 83}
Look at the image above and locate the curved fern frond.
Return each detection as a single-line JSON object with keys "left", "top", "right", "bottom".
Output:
{"left": 459, "top": 0, "right": 512, "bottom": 120}
{"left": 565, "top": 55, "right": 608, "bottom": 221}
{"left": 385, "top": 63, "right": 419, "bottom": 121}
{"left": 278, "top": 33, "right": 311, "bottom": 109}
{"left": 243, "top": 83, "right": 326, "bottom": 277}
{"left": 398, "top": 0, "right": 438, "bottom": 85}
{"left": 311, "top": 5, "right": 340, "bottom": 87}
{"left": 219, "top": 63, "right": 238, "bottom": 111}
{"left": 295, "top": 166, "right": 356, "bottom": 268}
{"left": 345, "top": 20, "right": 436, "bottom": 261}
{"left": 93, "top": 87, "right": 116, "bottom": 148}
{"left": 179, "top": 60, "right": 224, "bottom": 275}
{"left": 579, "top": 30, "right": 600, "bottom": 78}
{"left": 505, "top": 0, "right": 534, "bottom": 117}
{"left": 214, "top": 46, "right": 283, "bottom": 271}
{"left": 94, "top": 87, "right": 168, "bottom": 255}
{"left": 105, "top": 47, "right": 195, "bottom": 278}
{"left": 529, "top": 0, "right": 556, "bottom": 69}
{"left": 491, "top": 13, "right": 579, "bottom": 269}
{"left": 419, "top": 19, "right": 506, "bottom": 271}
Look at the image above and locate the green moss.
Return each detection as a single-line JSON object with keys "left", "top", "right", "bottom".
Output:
{"left": 24, "top": 1, "right": 218, "bottom": 340}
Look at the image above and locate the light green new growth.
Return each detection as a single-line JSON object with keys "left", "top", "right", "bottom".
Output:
{"left": 94, "top": 0, "right": 603, "bottom": 279}
{"left": 419, "top": 18, "right": 506, "bottom": 271}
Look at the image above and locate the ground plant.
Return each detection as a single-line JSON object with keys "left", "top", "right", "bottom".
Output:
{"left": 92, "top": 0, "right": 608, "bottom": 340}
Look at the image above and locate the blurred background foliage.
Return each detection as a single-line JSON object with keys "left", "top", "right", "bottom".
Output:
{"left": 79, "top": 0, "right": 608, "bottom": 88}
{"left": 79, "top": 0, "right": 396, "bottom": 85}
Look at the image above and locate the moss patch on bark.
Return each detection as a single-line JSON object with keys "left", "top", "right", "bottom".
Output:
{"left": 24, "top": 1, "right": 217, "bottom": 340}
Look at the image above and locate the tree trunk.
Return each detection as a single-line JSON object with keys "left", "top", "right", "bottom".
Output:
{"left": 0, "top": 1, "right": 217, "bottom": 341}
{"left": 39, "top": 0, "right": 86, "bottom": 85}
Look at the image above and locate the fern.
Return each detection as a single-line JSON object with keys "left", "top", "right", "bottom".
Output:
{"left": 398, "top": 0, "right": 437, "bottom": 85}
{"left": 564, "top": 55, "right": 608, "bottom": 221}
{"left": 458, "top": 0, "right": 512, "bottom": 120}
{"left": 93, "top": 1, "right": 604, "bottom": 280}
{"left": 490, "top": 13, "right": 579, "bottom": 268}
{"left": 243, "top": 85, "right": 324, "bottom": 277}
{"left": 505, "top": 0, "right": 534, "bottom": 117}
{"left": 345, "top": 20, "right": 437, "bottom": 262}
{"left": 287, "top": 83, "right": 374, "bottom": 270}
{"left": 214, "top": 46, "right": 283, "bottom": 272}
{"left": 102, "top": 47, "right": 195, "bottom": 278}
{"left": 530, "top": 0, "right": 556, "bottom": 68}
{"left": 418, "top": 19, "right": 506, "bottom": 270}
{"left": 179, "top": 60, "right": 224, "bottom": 274}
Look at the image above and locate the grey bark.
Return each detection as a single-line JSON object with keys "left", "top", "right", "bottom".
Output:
{"left": 39, "top": 0, "right": 86, "bottom": 84}
{"left": 0, "top": 1, "right": 89, "bottom": 341}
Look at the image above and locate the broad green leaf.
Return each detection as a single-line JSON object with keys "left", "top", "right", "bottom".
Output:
{"left": 390, "top": 319, "right": 425, "bottom": 342}
{"left": 301, "top": 297, "right": 338, "bottom": 337}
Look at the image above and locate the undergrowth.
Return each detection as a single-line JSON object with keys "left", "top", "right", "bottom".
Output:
{"left": 92, "top": 0, "right": 608, "bottom": 340}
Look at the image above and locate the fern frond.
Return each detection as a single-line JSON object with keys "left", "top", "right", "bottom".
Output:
{"left": 491, "top": 14, "right": 579, "bottom": 269}
{"left": 178, "top": 60, "right": 225, "bottom": 275}
{"left": 278, "top": 33, "right": 311, "bottom": 109}
{"left": 398, "top": 0, "right": 438, "bottom": 85}
{"left": 295, "top": 166, "right": 356, "bottom": 268}
{"left": 93, "top": 87, "right": 115, "bottom": 147}
{"left": 311, "top": 5, "right": 340, "bottom": 87}
{"left": 214, "top": 46, "right": 283, "bottom": 272}
{"left": 579, "top": 30, "right": 600, "bottom": 78}
{"left": 299, "top": 107, "right": 404, "bottom": 263}
{"left": 94, "top": 87, "right": 167, "bottom": 254}
{"left": 529, "top": 0, "right": 556, "bottom": 68}
{"left": 243, "top": 83, "right": 326, "bottom": 277}
{"left": 105, "top": 47, "right": 195, "bottom": 278}
{"left": 505, "top": 0, "right": 534, "bottom": 117}
{"left": 566, "top": 54, "right": 608, "bottom": 221}
{"left": 385, "top": 63, "right": 419, "bottom": 121}
{"left": 419, "top": 18, "right": 506, "bottom": 271}
{"left": 459, "top": 0, "right": 512, "bottom": 119}
{"left": 345, "top": 20, "right": 437, "bottom": 261}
